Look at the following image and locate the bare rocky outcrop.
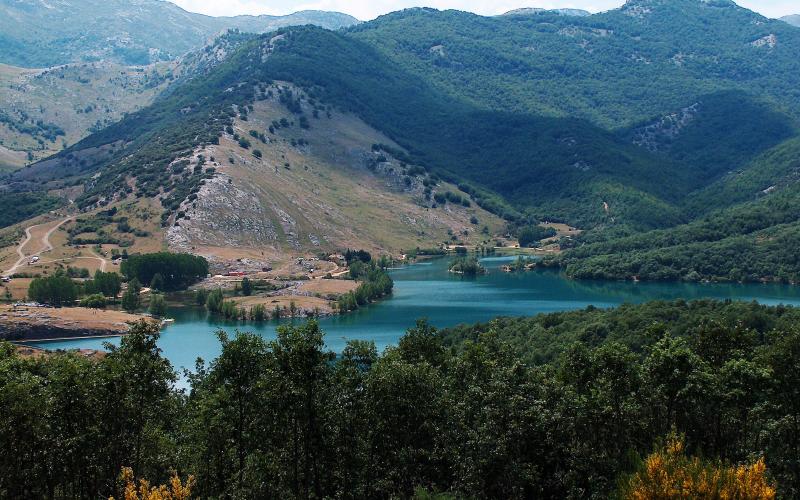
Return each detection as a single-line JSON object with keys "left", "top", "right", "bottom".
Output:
{"left": 751, "top": 34, "right": 777, "bottom": 49}
{"left": 631, "top": 103, "right": 700, "bottom": 152}
{"left": 167, "top": 174, "right": 279, "bottom": 252}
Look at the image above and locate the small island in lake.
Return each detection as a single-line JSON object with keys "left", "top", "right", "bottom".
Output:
{"left": 449, "top": 256, "right": 487, "bottom": 276}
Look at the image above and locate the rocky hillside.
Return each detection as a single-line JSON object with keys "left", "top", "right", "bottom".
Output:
{"left": 501, "top": 8, "right": 591, "bottom": 17}
{"left": 0, "top": 0, "right": 358, "bottom": 67}
{"left": 163, "top": 84, "right": 503, "bottom": 263}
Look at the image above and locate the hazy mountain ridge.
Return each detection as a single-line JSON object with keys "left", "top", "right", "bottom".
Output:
{"left": 782, "top": 15, "right": 800, "bottom": 27}
{"left": 0, "top": 0, "right": 358, "bottom": 67}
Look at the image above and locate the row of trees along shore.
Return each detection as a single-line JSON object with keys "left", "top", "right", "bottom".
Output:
{"left": 196, "top": 250, "right": 395, "bottom": 319}
{"left": 1, "top": 299, "right": 798, "bottom": 498}
{"left": 24, "top": 253, "right": 208, "bottom": 310}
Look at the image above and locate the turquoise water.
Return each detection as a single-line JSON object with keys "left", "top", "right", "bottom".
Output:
{"left": 35, "top": 257, "right": 800, "bottom": 372}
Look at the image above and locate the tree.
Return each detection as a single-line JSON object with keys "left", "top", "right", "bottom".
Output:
{"left": 270, "top": 321, "right": 335, "bottom": 497}
{"left": 122, "top": 279, "right": 142, "bottom": 313}
{"left": 89, "top": 270, "right": 122, "bottom": 297}
{"left": 518, "top": 226, "right": 556, "bottom": 248}
{"left": 205, "top": 289, "right": 223, "bottom": 313}
{"left": 448, "top": 256, "right": 485, "bottom": 276}
{"left": 250, "top": 304, "right": 266, "bottom": 321}
{"left": 187, "top": 330, "right": 273, "bottom": 497}
{"left": 240, "top": 277, "right": 252, "bottom": 296}
{"left": 80, "top": 293, "right": 107, "bottom": 309}
{"left": 121, "top": 253, "right": 208, "bottom": 292}
{"left": 148, "top": 293, "right": 167, "bottom": 318}
{"left": 149, "top": 273, "right": 165, "bottom": 292}
{"left": 99, "top": 320, "right": 178, "bottom": 490}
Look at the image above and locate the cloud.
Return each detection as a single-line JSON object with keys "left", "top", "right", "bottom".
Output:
{"left": 169, "top": 0, "right": 796, "bottom": 21}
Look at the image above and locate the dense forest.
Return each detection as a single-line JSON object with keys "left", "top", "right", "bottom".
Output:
{"left": 0, "top": 192, "right": 62, "bottom": 228}
{"left": 553, "top": 182, "right": 800, "bottom": 283}
{"left": 2, "top": 300, "right": 799, "bottom": 498}
{"left": 120, "top": 252, "right": 209, "bottom": 291}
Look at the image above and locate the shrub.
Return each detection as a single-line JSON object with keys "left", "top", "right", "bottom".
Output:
{"left": 79, "top": 293, "right": 107, "bottom": 309}
{"left": 148, "top": 293, "right": 168, "bottom": 318}
{"left": 620, "top": 435, "right": 776, "bottom": 499}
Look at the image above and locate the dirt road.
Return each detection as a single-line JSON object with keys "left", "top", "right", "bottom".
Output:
{"left": 3, "top": 216, "right": 73, "bottom": 277}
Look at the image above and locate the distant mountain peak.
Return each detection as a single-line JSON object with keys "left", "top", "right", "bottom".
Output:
{"left": 782, "top": 15, "right": 800, "bottom": 27}
{"left": 622, "top": 0, "right": 738, "bottom": 10}
{"left": 624, "top": 0, "right": 736, "bottom": 5}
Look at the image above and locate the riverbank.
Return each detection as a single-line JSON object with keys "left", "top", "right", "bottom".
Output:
{"left": 0, "top": 304, "right": 150, "bottom": 341}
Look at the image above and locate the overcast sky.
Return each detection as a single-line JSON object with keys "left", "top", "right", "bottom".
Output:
{"left": 169, "top": 0, "right": 799, "bottom": 21}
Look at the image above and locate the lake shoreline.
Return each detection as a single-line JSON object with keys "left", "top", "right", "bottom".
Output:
{"left": 26, "top": 257, "right": 800, "bottom": 369}
{"left": 0, "top": 304, "right": 151, "bottom": 342}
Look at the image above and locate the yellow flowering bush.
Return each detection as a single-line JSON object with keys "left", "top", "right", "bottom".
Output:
{"left": 110, "top": 467, "right": 194, "bottom": 500}
{"left": 622, "top": 436, "right": 776, "bottom": 499}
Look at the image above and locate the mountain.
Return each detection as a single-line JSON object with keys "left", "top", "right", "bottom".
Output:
{"left": 0, "top": 61, "right": 177, "bottom": 171}
{"left": 0, "top": 0, "right": 358, "bottom": 67}
{"left": 782, "top": 15, "right": 800, "bottom": 27}
{"left": 4, "top": 0, "right": 800, "bottom": 279}
{"left": 352, "top": 2, "right": 800, "bottom": 128}
{"left": 0, "top": 32, "right": 502, "bottom": 263}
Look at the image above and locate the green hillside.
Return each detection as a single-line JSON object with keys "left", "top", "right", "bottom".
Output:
{"left": 349, "top": 2, "right": 800, "bottom": 128}
{"left": 4, "top": 0, "right": 800, "bottom": 281}
{"left": 259, "top": 27, "right": 692, "bottom": 228}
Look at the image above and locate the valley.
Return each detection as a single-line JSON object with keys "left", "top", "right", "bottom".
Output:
{"left": 3, "top": 1, "right": 800, "bottom": 498}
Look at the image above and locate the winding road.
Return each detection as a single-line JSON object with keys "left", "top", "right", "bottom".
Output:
{"left": 3, "top": 216, "right": 73, "bottom": 277}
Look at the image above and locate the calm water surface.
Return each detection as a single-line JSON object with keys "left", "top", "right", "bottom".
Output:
{"left": 36, "top": 257, "right": 800, "bottom": 372}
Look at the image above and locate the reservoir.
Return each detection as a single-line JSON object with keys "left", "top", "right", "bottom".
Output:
{"left": 35, "top": 256, "right": 800, "bottom": 371}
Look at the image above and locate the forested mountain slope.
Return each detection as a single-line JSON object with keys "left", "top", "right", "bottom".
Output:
{"left": 0, "top": 26, "right": 671, "bottom": 230}
{"left": 553, "top": 138, "right": 800, "bottom": 283}
{"left": 347, "top": 2, "right": 800, "bottom": 189}
{"left": 4, "top": 0, "right": 800, "bottom": 277}
{"left": 0, "top": 0, "right": 357, "bottom": 67}
{"left": 350, "top": 1, "right": 800, "bottom": 128}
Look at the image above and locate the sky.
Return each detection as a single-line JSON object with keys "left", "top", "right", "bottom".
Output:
{"left": 169, "top": 0, "right": 799, "bottom": 21}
